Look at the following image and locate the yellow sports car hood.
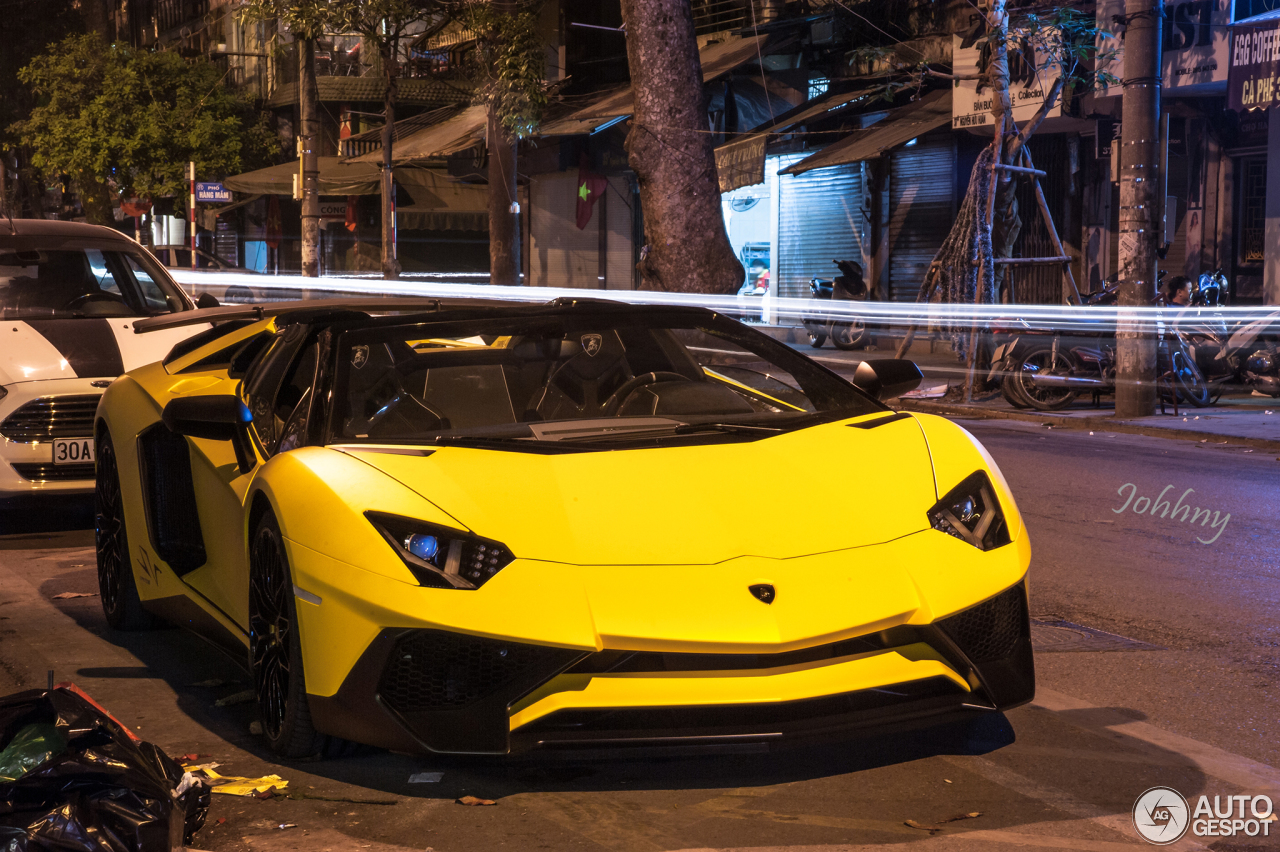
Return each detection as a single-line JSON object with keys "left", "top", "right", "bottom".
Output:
{"left": 344, "top": 415, "right": 936, "bottom": 565}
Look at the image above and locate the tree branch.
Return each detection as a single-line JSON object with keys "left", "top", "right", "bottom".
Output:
{"left": 1008, "top": 75, "right": 1063, "bottom": 159}
{"left": 922, "top": 68, "right": 982, "bottom": 81}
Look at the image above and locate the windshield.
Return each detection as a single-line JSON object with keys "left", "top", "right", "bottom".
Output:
{"left": 0, "top": 237, "right": 188, "bottom": 319}
{"left": 331, "top": 312, "right": 880, "bottom": 449}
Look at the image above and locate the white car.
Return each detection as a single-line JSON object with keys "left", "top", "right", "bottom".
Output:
{"left": 0, "top": 220, "right": 206, "bottom": 496}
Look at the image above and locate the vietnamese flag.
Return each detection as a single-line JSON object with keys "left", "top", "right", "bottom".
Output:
{"left": 576, "top": 158, "right": 607, "bottom": 230}
{"left": 265, "top": 194, "right": 283, "bottom": 249}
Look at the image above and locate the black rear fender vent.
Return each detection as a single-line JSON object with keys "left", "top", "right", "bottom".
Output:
{"left": 136, "top": 424, "right": 206, "bottom": 576}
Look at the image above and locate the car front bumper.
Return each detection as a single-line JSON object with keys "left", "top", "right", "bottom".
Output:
{"left": 293, "top": 528, "right": 1034, "bottom": 755}
{"left": 0, "top": 380, "right": 104, "bottom": 497}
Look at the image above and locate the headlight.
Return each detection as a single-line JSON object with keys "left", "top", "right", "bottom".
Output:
{"left": 928, "top": 471, "right": 1011, "bottom": 551}
{"left": 366, "top": 512, "right": 515, "bottom": 590}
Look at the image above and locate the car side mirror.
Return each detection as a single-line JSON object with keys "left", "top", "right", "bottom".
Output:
{"left": 852, "top": 359, "right": 923, "bottom": 401}
{"left": 162, "top": 395, "right": 256, "bottom": 473}
{"left": 196, "top": 292, "right": 220, "bottom": 309}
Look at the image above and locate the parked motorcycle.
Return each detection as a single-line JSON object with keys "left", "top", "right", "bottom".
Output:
{"left": 991, "top": 276, "right": 1211, "bottom": 411}
{"left": 803, "top": 260, "right": 871, "bottom": 350}
{"left": 1184, "top": 307, "right": 1280, "bottom": 398}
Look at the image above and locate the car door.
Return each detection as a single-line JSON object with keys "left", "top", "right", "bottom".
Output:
{"left": 179, "top": 325, "right": 317, "bottom": 631}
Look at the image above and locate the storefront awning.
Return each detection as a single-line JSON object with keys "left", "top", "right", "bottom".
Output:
{"left": 538, "top": 35, "right": 783, "bottom": 136}
{"left": 1229, "top": 9, "right": 1280, "bottom": 112}
{"left": 780, "top": 89, "right": 951, "bottom": 175}
{"left": 758, "top": 85, "right": 883, "bottom": 134}
{"left": 349, "top": 105, "right": 488, "bottom": 165}
{"left": 222, "top": 158, "right": 383, "bottom": 196}
{"left": 395, "top": 167, "right": 489, "bottom": 231}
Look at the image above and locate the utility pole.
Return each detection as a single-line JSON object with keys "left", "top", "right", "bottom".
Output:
{"left": 1115, "top": 0, "right": 1163, "bottom": 417}
{"left": 487, "top": 0, "right": 520, "bottom": 287}
{"left": 300, "top": 38, "right": 321, "bottom": 278}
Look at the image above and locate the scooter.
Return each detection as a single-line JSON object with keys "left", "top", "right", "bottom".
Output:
{"left": 1193, "top": 308, "right": 1280, "bottom": 398}
{"left": 803, "top": 260, "right": 871, "bottom": 350}
{"left": 991, "top": 274, "right": 1211, "bottom": 411}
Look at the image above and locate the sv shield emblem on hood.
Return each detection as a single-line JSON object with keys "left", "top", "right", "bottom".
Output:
{"left": 351, "top": 345, "right": 370, "bottom": 369}
{"left": 581, "top": 334, "right": 603, "bottom": 357}
{"left": 748, "top": 584, "right": 776, "bottom": 604}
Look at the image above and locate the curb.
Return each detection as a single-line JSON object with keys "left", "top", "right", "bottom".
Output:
{"left": 897, "top": 399, "right": 1280, "bottom": 454}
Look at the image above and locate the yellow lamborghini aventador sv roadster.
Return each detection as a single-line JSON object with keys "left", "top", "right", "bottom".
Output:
{"left": 93, "top": 297, "right": 1033, "bottom": 757}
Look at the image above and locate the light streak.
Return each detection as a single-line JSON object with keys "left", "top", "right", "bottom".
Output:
{"left": 169, "top": 270, "right": 1280, "bottom": 337}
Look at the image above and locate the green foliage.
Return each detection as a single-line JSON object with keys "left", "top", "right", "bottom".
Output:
{"left": 12, "top": 34, "right": 277, "bottom": 209}
{"left": 237, "top": 0, "right": 337, "bottom": 42}
{"left": 1009, "top": 7, "right": 1119, "bottom": 93}
{"left": 463, "top": 2, "right": 547, "bottom": 139}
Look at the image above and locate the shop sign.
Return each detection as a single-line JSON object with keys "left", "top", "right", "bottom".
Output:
{"left": 319, "top": 201, "right": 348, "bottom": 219}
{"left": 951, "top": 20, "right": 1061, "bottom": 129}
{"left": 195, "top": 182, "right": 231, "bottom": 203}
{"left": 1096, "top": 0, "right": 1230, "bottom": 96}
{"left": 1229, "top": 16, "right": 1280, "bottom": 110}
{"left": 715, "top": 135, "right": 766, "bottom": 192}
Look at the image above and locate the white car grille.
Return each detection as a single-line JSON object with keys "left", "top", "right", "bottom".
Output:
{"left": 0, "top": 395, "right": 101, "bottom": 443}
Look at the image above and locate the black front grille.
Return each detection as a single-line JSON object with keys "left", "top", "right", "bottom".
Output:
{"left": 11, "top": 462, "right": 95, "bottom": 482}
{"left": 0, "top": 395, "right": 101, "bottom": 443}
{"left": 937, "top": 583, "right": 1028, "bottom": 664}
{"left": 379, "top": 631, "right": 580, "bottom": 714}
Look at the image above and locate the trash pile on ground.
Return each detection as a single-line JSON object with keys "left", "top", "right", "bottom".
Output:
{"left": 0, "top": 684, "right": 209, "bottom": 851}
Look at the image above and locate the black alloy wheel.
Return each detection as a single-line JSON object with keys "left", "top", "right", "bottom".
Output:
{"left": 830, "top": 320, "right": 867, "bottom": 351}
{"left": 249, "top": 511, "right": 320, "bottom": 758}
{"left": 95, "top": 430, "right": 155, "bottom": 631}
{"left": 1012, "top": 344, "right": 1079, "bottom": 411}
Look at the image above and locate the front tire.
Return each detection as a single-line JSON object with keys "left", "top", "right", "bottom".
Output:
{"left": 249, "top": 511, "right": 320, "bottom": 758}
{"left": 808, "top": 331, "right": 827, "bottom": 349}
{"left": 95, "top": 430, "right": 156, "bottom": 631}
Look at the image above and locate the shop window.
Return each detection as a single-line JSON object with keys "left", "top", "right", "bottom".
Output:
{"left": 1235, "top": 0, "right": 1280, "bottom": 19}
{"left": 1239, "top": 157, "right": 1266, "bottom": 264}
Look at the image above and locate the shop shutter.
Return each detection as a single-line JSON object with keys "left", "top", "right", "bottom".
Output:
{"left": 776, "top": 155, "right": 865, "bottom": 300}
{"left": 888, "top": 135, "right": 956, "bottom": 301}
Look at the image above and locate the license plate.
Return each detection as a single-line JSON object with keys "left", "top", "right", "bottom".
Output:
{"left": 53, "top": 438, "right": 95, "bottom": 465}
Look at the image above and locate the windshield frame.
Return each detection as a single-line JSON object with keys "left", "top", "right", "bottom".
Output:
{"left": 0, "top": 234, "right": 195, "bottom": 319}
{"left": 320, "top": 305, "right": 885, "bottom": 451}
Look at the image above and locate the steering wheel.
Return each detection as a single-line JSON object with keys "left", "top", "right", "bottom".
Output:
{"left": 603, "top": 371, "right": 692, "bottom": 416}
{"left": 350, "top": 370, "right": 450, "bottom": 434}
{"left": 64, "top": 291, "right": 128, "bottom": 311}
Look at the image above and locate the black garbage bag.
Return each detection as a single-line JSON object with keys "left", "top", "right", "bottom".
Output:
{"left": 0, "top": 685, "right": 209, "bottom": 851}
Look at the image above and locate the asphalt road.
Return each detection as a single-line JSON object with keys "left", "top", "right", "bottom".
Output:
{"left": 0, "top": 421, "right": 1276, "bottom": 852}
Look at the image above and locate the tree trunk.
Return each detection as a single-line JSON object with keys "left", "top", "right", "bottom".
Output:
{"left": 1115, "top": 0, "right": 1162, "bottom": 417}
{"left": 620, "top": 0, "right": 742, "bottom": 293}
{"left": 487, "top": 103, "right": 520, "bottom": 286}
{"left": 381, "top": 40, "right": 401, "bottom": 280}
{"left": 487, "top": 1, "right": 521, "bottom": 287}
{"left": 76, "top": 170, "right": 114, "bottom": 226}
{"left": 300, "top": 38, "right": 321, "bottom": 278}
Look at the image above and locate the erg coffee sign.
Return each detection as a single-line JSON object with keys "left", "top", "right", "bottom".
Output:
{"left": 1229, "top": 15, "right": 1280, "bottom": 111}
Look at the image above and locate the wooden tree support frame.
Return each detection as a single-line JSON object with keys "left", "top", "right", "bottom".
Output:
{"left": 893, "top": 143, "right": 1083, "bottom": 405}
